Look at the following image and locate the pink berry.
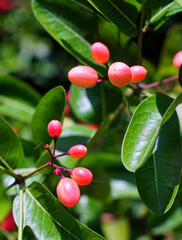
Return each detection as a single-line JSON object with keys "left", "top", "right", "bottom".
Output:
{"left": 44, "top": 144, "right": 50, "bottom": 150}
{"left": 54, "top": 169, "right": 60, "bottom": 175}
{"left": 173, "top": 51, "right": 182, "bottom": 69}
{"left": 108, "top": 62, "right": 132, "bottom": 87}
{"left": 68, "top": 145, "right": 87, "bottom": 158}
{"left": 47, "top": 120, "right": 62, "bottom": 138}
{"left": 71, "top": 167, "right": 93, "bottom": 186}
{"left": 68, "top": 66, "right": 98, "bottom": 88}
{"left": 91, "top": 42, "right": 110, "bottom": 64}
{"left": 130, "top": 65, "right": 147, "bottom": 83}
{"left": 56, "top": 178, "right": 80, "bottom": 208}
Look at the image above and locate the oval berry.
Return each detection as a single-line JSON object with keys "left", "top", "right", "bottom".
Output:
{"left": 108, "top": 62, "right": 132, "bottom": 87}
{"left": 1, "top": 211, "right": 16, "bottom": 232}
{"left": 71, "top": 167, "right": 93, "bottom": 186}
{"left": 68, "top": 145, "right": 87, "bottom": 158}
{"left": 68, "top": 66, "right": 98, "bottom": 88}
{"left": 130, "top": 65, "right": 147, "bottom": 83}
{"left": 56, "top": 177, "right": 80, "bottom": 208}
{"left": 173, "top": 51, "right": 182, "bottom": 69}
{"left": 91, "top": 42, "right": 110, "bottom": 64}
{"left": 47, "top": 120, "right": 62, "bottom": 138}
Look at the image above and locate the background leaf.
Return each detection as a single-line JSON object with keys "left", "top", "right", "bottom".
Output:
{"left": 13, "top": 181, "right": 105, "bottom": 239}
{"left": 122, "top": 93, "right": 182, "bottom": 172}
{"left": 135, "top": 112, "right": 182, "bottom": 215}
{"left": 87, "top": 0, "right": 138, "bottom": 37}
{"left": 32, "top": 0, "right": 106, "bottom": 76}
{"left": 31, "top": 86, "right": 66, "bottom": 145}
{"left": 0, "top": 116, "right": 24, "bottom": 169}
{"left": 0, "top": 74, "right": 40, "bottom": 123}
{"left": 144, "top": 1, "right": 182, "bottom": 31}
{"left": 70, "top": 82, "right": 123, "bottom": 124}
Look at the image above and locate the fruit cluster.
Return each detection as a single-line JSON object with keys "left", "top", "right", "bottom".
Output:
{"left": 68, "top": 42, "right": 147, "bottom": 88}
{"left": 47, "top": 120, "right": 93, "bottom": 208}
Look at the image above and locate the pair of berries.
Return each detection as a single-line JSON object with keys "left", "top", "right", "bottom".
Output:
{"left": 47, "top": 120, "right": 92, "bottom": 208}
{"left": 68, "top": 42, "right": 147, "bottom": 88}
{"left": 56, "top": 167, "right": 93, "bottom": 208}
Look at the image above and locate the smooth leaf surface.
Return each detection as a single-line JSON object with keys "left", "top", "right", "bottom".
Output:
{"left": 135, "top": 112, "right": 182, "bottom": 215}
{"left": 32, "top": 0, "right": 106, "bottom": 76}
{"left": 31, "top": 86, "right": 66, "bottom": 145}
{"left": 144, "top": 1, "right": 182, "bottom": 31}
{"left": 70, "top": 82, "right": 122, "bottom": 124}
{"left": 0, "top": 116, "right": 24, "bottom": 169}
{"left": 87, "top": 0, "right": 138, "bottom": 37}
{"left": 0, "top": 74, "right": 40, "bottom": 122}
{"left": 122, "top": 93, "right": 182, "bottom": 172}
{"left": 13, "top": 181, "right": 105, "bottom": 240}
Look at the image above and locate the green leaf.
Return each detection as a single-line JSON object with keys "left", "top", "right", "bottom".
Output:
{"left": 31, "top": 86, "right": 66, "bottom": 145}
{"left": 178, "top": 64, "right": 182, "bottom": 87}
{"left": 144, "top": 1, "right": 182, "bottom": 32}
{"left": 122, "top": 93, "right": 182, "bottom": 172}
{"left": 32, "top": 0, "right": 106, "bottom": 76}
{"left": 70, "top": 82, "right": 123, "bottom": 124}
{"left": 13, "top": 181, "right": 106, "bottom": 239}
{"left": 135, "top": 112, "right": 182, "bottom": 215}
{"left": 87, "top": 0, "right": 138, "bottom": 37}
{"left": 0, "top": 116, "right": 24, "bottom": 169}
{"left": 0, "top": 74, "right": 41, "bottom": 123}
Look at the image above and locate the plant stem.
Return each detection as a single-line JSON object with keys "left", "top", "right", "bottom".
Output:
{"left": 23, "top": 162, "right": 50, "bottom": 179}
{"left": 18, "top": 184, "right": 24, "bottom": 240}
{"left": 137, "top": 0, "right": 145, "bottom": 65}
{"left": 54, "top": 152, "right": 68, "bottom": 158}
{"left": 0, "top": 165, "right": 18, "bottom": 178}
{"left": 141, "top": 75, "right": 178, "bottom": 90}
{"left": 0, "top": 156, "right": 16, "bottom": 174}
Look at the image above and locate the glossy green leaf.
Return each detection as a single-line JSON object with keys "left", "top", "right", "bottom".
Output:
{"left": 135, "top": 112, "right": 182, "bottom": 215}
{"left": 178, "top": 64, "right": 182, "bottom": 87}
{"left": 87, "top": 0, "right": 138, "bottom": 37}
{"left": 0, "top": 116, "right": 24, "bottom": 169}
{"left": 144, "top": 1, "right": 182, "bottom": 32}
{"left": 13, "top": 181, "right": 105, "bottom": 239}
{"left": 122, "top": 93, "right": 182, "bottom": 172}
{"left": 31, "top": 86, "right": 66, "bottom": 145}
{"left": 0, "top": 74, "right": 40, "bottom": 123}
{"left": 70, "top": 82, "right": 123, "bottom": 124}
{"left": 32, "top": 0, "right": 106, "bottom": 76}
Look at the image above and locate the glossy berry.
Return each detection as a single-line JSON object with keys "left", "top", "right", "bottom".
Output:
{"left": 130, "top": 65, "right": 147, "bottom": 83}
{"left": 57, "top": 177, "right": 80, "bottom": 207}
{"left": 71, "top": 167, "right": 93, "bottom": 186}
{"left": 108, "top": 62, "right": 132, "bottom": 87}
{"left": 0, "top": 211, "right": 16, "bottom": 232}
{"left": 47, "top": 120, "right": 62, "bottom": 138}
{"left": 68, "top": 145, "right": 87, "bottom": 158}
{"left": 173, "top": 51, "right": 182, "bottom": 69}
{"left": 68, "top": 66, "right": 98, "bottom": 88}
{"left": 91, "top": 42, "right": 110, "bottom": 64}
{"left": 44, "top": 144, "right": 50, "bottom": 150}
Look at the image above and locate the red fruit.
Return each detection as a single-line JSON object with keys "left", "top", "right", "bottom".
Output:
{"left": 56, "top": 177, "right": 80, "bottom": 207}
{"left": 108, "top": 62, "right": 132, "bottom": 87}
{"left": 0, "top": 211, "right": 16, "bottom": 232}
{"left": 91, "top": 42, "right": 110, "bottom": 64}
{"left": 68, "top": 66, "right": 98, "bottom": 88}
{"left": 68, "top": 145, "right": 87, "bottom": 158}
{"left": 54, "top": 169, "right": 60, "bottom": 175}
{"left": 173, "top": 51, "right": 182, "bottom": 69}
{"left": 47, "top": 120, "right": 62, "bottom": 138}
{"left": 71, "top": 167, "right": 93, "bottom": 186}
{"left": 65, "top": 91, "right": 70, "bottom": 116}
{"left": 130, "top": 65, "right": 147, "bottom": 83}
{"left": 0, "top": 0, "right": 14, "bottom": 11}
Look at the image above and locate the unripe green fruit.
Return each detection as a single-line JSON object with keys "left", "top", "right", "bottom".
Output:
{"left": 130, "top": 65, "right": 147, "bottom": 83}
{"left": 108, "top": 62, "right": 132, "bottom": 87}
{"left": 91, "top": 42, "right": 110, "bottom": 64}
{"left": 173, "top": 51, "right": 182, "bottom": 69}
{"left": 68, "top": 66, "right": 98, "bottom": 88}
{"left": 57, "top": 177, "right": 80, "bottom": 208}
